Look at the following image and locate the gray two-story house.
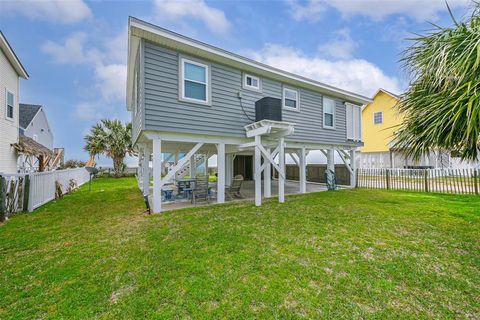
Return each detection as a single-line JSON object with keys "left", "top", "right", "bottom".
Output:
{"left": 127, "top": 17, "right": 370, "bottom": 213}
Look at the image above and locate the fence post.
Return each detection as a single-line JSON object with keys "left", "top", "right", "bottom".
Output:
{"left": 355, "top": 168, "right": 359, "bottom": 188}
{"left": 27, "top": 173, "right": 34, "bottom": 212}
{"left": 474, "top": 170, "right": 479, "bottom": 195}
{"left": 23, "top": 175, "right": 30, "bottom": 212}
{"left": 424, "top": 169, "right": 429, "bottom": 193}
{"left": 0, "top": 176, "right": 6, "bottom": 222}
{"left": 386, "top": 169, "right": 390, "bottom": 190}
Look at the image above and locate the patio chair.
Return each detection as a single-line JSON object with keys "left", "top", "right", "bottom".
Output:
{"left": 191, "top": 176, "right": 210, "bottom": 205}
{"left": 225, "top": 175, "right": 244, "bottom": 200}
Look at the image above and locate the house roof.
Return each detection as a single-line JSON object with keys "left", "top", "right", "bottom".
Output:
{"left": 19, "top": 103, "right": 42, "bottom": 129}
{"left": 11, "top": 135, "right": 53, "bottom": 157}
{"left": 374, "top": 88, "right": 400, "bottom": 100}
{"left": 0, "top": 31, "right": 28, "bottom": 79}
{"left": 126, "top": 17, "right": 372, "bottom": 111}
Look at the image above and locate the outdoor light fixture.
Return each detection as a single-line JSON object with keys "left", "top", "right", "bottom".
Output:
{"left": 85, "top": 166, "right": 98, "bottom": 191}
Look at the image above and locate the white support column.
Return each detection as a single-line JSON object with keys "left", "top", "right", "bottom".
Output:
{"left": 217, "top": 143, "right": 225, "bottom": 204}
{"left": 350, "top": 149, "right": 357, "bottom": 187}
{"left": 226, "top": 154, "right": 233, "bottom": 185}
{"left": 264, "top": 147, "right": 272, "bottom": 198}
{"left": 299, "top": 147, "right": 307, "bottom": 193}
{"left": 254, "top": 135, "right": 262, "bottom": 206}
{"left": 278, "top": 137, "right": 285, "bottom": 203}
{"left": 142, "top": 144, "right": 151, "bottom": 196}
{"left": 205, "top": 153, "right": 209, "bottom": 176}
{"left": 152, "top": 138, "right": 162, "bottom": 213}
{"left": 174, "top": 152, "right": 179, "bottom": 180}
{"left": 189, "top": 155, "right": 196, "bottom": 178}
{"left": 327, "top": 149, "right": 335, "bottom": 172}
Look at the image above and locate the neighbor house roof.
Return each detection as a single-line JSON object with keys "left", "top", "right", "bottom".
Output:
{"left": 0, "top": 31, "right": 28, "bottom": 79}
{"left": 19, "top": 103, "right": 42, "bottom": 129}
{"left": 374, "top": 88, "right": 400, "bottom": 100}
{"left": 11, "top": 135, "right": 52, "bottom": 157}
{"left": 126, "top": 17, "right": 372, "bottom": 111}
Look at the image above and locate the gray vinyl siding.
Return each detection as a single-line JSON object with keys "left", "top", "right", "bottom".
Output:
{"left": 142, "top": 41, "right": 356, "bottom": 145}
{"left": 132, "top": 43, "right": 144, "bottom": 143}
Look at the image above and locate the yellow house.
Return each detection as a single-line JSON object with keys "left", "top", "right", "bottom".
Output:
{"left": 361, "top": 89, "right": 402, "bottom": 153}
{"left": 359, "top": 89, "right": 449, "bottom": 168}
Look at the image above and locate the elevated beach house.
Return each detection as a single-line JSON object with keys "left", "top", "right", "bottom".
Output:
{"left": 126, "top": 17, "right": 371, "bottom": 213}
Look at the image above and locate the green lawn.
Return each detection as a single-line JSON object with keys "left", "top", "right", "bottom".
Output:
{"left": 0, "top": 177, "right": 479, "bottom": 319}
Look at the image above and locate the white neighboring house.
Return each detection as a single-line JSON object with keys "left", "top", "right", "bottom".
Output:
{"left": 0, "top": 31, "right": 28, "bottom": 173}
{"left": 19, "top": 104, "right": 54, "bottom": 150}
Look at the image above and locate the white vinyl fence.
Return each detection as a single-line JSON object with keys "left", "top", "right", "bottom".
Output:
{"left": 27, "top": 168, "right": 90, "bottom": 211}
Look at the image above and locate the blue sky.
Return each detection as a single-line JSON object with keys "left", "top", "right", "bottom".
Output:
{"left": 0, "top": 0, "right": 471, "bottom": 164}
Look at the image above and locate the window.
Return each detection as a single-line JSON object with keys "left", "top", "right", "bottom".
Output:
{"left": 180, "top": 58, "right": 210, "bottom": 104}
{"left": 374, "top": 111, "right": 383, "bottom": 124}
{"left": 283, "top": 88, "right": 299, "bottom": 110}
{"left": 346, "top": 102, "right": 362, "bottom": 141}
{"left": 6, "top": 90, "right": 14, "bottom": 120}
{"left": 323, "top": 97, "right": 335, "bottom": 128}
{"left": 243, "top": 74, "right": 260, "bottom": 91}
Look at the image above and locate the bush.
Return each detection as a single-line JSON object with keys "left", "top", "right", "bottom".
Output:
{"left": 60, "top": 159, "right": 86, "bottom": 170}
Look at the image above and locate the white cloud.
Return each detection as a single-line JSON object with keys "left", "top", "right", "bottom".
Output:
{"left": 153, "top": 0, "right": 231, "bottom": 34}
{"left": 42, "top": 31, "right": 127, "bottom": 117}
{"left": 41, "top": 32, "right": 102, "bottom": 65}
{"left": 250, "top": 44, "right": 401, "bottom": 97}
{"left": 287, "top": 0, "right": 326, "bottom": 22}
{"left": 287, "top": 0, "right": 469, "bottom": 22}
{"left": 1, "top": 0, "right": 92, "bottom": 24}
{"left": 94, "top": 64, "right": 127, "bottom": 102}
{"left": 318, "top": 28, "right": 358, "bottom": 59}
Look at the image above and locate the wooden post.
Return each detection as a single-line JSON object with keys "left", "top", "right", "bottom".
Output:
{"left": 23, "top": 175, "right": 30, "bottom": 212}
{"left": 474, "top": 169, "right": 479, "bottom": 195}
{"left": 254, "top": 135, "right": 262, "bottom": 206}
{"left": 278, "top": 137, "right": 285, "bottom": 203}
{"left": 217, "top": 143, "right": 225, "bottom": 204}
{"left": 152, "top": 138, "right": 162, "bottom": 213}
{"left": 264, "top": 147, "right": 272, "bottom": 198}
{"left": 0, "top": 176, "right": 6, "bottom": 222}
{"left": 386, "top": 169, "right": 390, "bottom": 190}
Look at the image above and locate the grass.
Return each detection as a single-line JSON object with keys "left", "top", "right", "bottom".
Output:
{"left": 0, "top": 177, "right": 479, "bottom": 319}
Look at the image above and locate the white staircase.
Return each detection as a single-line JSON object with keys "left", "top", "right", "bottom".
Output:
{"left": 174, "top": 154, "right": 206, "bottom": 179}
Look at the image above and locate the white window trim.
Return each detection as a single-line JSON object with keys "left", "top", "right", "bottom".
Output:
{"left": 5, "top": 89, "right": 14, "bottom": 121}
{"left": 242, "top": 73, "right": 261, "bottom": 92}
{"left": 323, "top": 97, "right": 335, "bottom": 129}
{"left": 282, "top": 87, "right": 299, "bottom": 111}
{"left": 374, "top": 111, "right": 383, "bottom": 125}
{"left": 179, "top": 56, "right": 211, "bottom": 106}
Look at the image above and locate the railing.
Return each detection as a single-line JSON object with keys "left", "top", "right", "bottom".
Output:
{"left": 27, "top": 168, "right": 90, "bottom": 211}
{"left": 357, "top": 168, "right": 479, "bottom": 195}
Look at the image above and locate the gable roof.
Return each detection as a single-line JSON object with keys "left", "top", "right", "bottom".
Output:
{"left": 126, "top": 17, "right": 372, "bottom": 111}
{"left": 373, "top": 88, "right": 400, "bottom": 100}
{"left": 0, "top": 31, "right": 28, "bottom": 79}
{"left": 19, "top": 104, "right": 42, "bottom": 129}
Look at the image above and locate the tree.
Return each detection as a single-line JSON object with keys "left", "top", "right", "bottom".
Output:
{"left": 394, "top": 3, "right": 480, "bottom": 161}
{"left": 84, "top": 119, "right": 133, "bottom": 177}
{"left": 61, "top": 159, "right": 86, "bottom": 169}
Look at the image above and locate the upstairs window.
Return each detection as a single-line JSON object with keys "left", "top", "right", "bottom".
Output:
{"left": 243, "top": 74, "right": 260, "bottom": 91}
{"left": 180, "top": 58, "right": 210, "bottom": 104}
{"left": 323, "top": 97, "right": 335, "bottom": 128}
{"left": 374, "top": 111, "right": 383, "bottom": 124}
{"left": 283, "top": 88, "right": 299, "bottom": 110}
{"left": 6, "top": 90, "right": 14, "bottom": 120}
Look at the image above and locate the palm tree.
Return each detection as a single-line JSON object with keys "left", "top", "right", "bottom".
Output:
{"left": 394, "top": 3, "right": 480, "bottom": 161}
{"left": 84, "top": 119, "right": 133, "bottom": 177}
